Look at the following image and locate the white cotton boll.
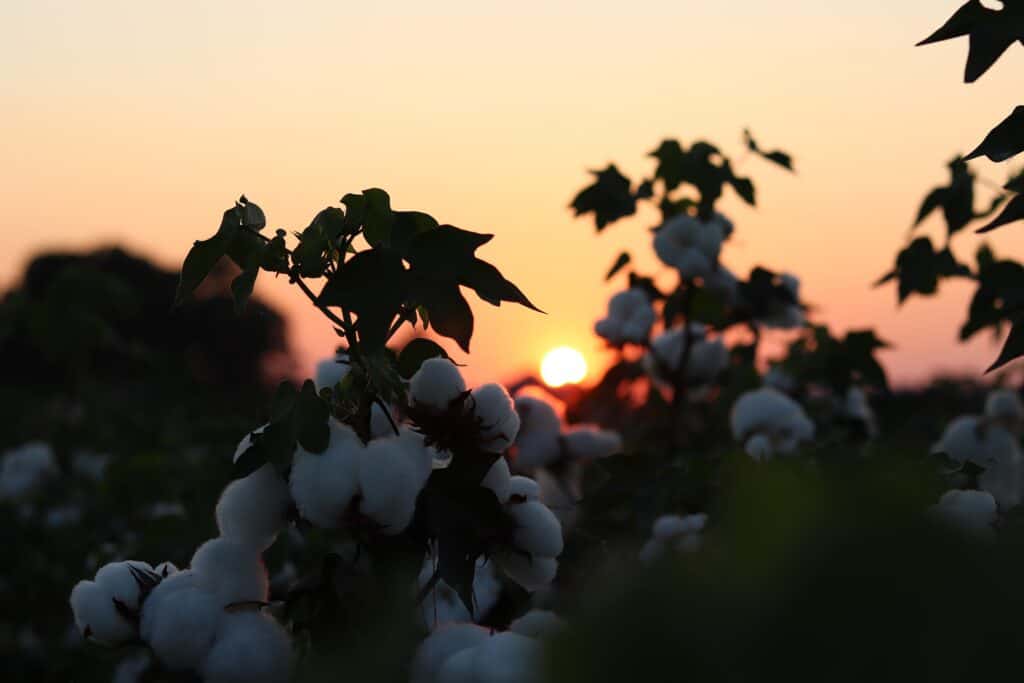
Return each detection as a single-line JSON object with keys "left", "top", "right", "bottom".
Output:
{"left": 314, "top": 355, "right": 350, "bottom": 392}
{"left": 652, "top": 515, "right": 690, "bottom": 540}
{"left": 94, "top": 561, "right": 152, "bottom": 611}
{"left": 411, "top": 358, "right": 467, "bottom": 413}
{"left": 645, "top": 326, "right": 723, "bottom": 386}
{"left": 358, "top": 437, "right": 423, "bottom": 534}
{"left": 190, "top": 538, "right": 268, "bottom": 607}
{"left": 289, "top": 421, "right": 363, "bottom": 529}
{"left": 471, "top": 630, "right": 543, "bottom": 683}
{"left": 393, "top": 428, "right": 439, "bottom": 487}
{"left": 843, "top": 386, "right": 879, "bottom": 438}
{"left": 595, "top": 289, "right": 656, "bottom": 344}
{"left": 763, "top": 366, "right": 797, "bottom": 393}
{"left": 512, "top": 396, "right": 563, "bottom": 470}
{"left": 508, "top": 476, "right": 540, "bottom": 501}
{"left": 140, "top": 570, "right": 201, "bottom": 643}
{"left": 653, "top": 214, "right": 724, "bottom": 279}
{"left": 730, "top": 387, "right": 811, "bottom": 443}
{"left": 437, "top": 647, "right": 478, "bottom": 683}
{"left": 509, "top": 501, "right": 564, "bottom": 557}
{"left": 496, "top": 551, "right": 558, "bottom": 591}
{"left": 216, "top": 464, "right": 291, "bottom": 551}
{"left": 154, "top": 562, "right": 178, "bottom": 578}
{"left": 0, "top": 442, "right": 58, "bottom": 500}
{"left": 932, "top": 417, "right": 1023, "bottom": 509}
{"left": 419, "top": 558, "right": 501, "bottom": 629}
{"left": 509, "top": 610, "right": 566, "bottom": 639}
{"left": 411, "top": 623, "right": 492, "bottom": 683}
{"left": 370, "top": 402, "right": 397, "bottom": 438}
{"left": 562, "top": 426, "right": 622, "bottom": 460}
{"left": 472, "top": 384, "right": 521, "bottom": 453}
{"left": 930, "top": 489, "right": 998, "bottom": 540}
{"left": 112, "top": 652, "right": 151, "bottom": 683}
{"left": 201, "top": 611, "right": 292, "bottom": 683}
{"left": 536, "top": 468, "right": 579, "bottom": 533}
{"left": 685, "top": 339, "right": 729, "bottom": 385}
{"left": 145, "top": 586, "right": 221, "bottom": 671}
{"left": 69, "top": 580, "right": 137, "bottom": 644}
{"left": 985, "top": 389, "right": 1024, "bottom": 427}
{"left": 481, "top": 457, "right": 512, "bottom": 504}
{"left": 745, "top": 434, "right": 773, "bottom": 461}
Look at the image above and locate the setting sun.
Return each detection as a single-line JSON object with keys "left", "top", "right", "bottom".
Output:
{"left": 540, "top": 346, "right": 588, "bottom": 388}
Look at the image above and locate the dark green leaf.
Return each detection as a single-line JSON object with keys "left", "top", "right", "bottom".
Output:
{"left": 419, "top": 283, "right": 474, "bottom": 353}
{"left": 319, "top": 249, "right": 408, "bottom": 349}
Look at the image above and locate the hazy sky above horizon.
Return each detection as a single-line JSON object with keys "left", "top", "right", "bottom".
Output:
{"left": 3, "top": 1, "right": 1024, "bottom": 387}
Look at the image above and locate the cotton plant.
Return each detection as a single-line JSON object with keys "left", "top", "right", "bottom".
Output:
{"left": 730, "top": 387, "right": 816, "bottom": 460}
{"left": 638, "top": 513, "right": 708, "bottom": 564}
{"left": 931, "top": 390, "right": 1024, "bottom": 510}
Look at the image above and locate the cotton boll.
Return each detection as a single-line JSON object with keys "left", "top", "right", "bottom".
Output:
{"left": 595, "top": 289, "right": 656, "bottom": 345}
{"left": 69, "top": 580, "right": 137, "bottom": 644}
{"left": 419, "top": 558, "right": 501, "bottom": 629}
{"left": 0, "top": 442, "right": 58, "bottom": 500}
{"left": 685, "top": 339, "right": 729, "bottom": 385}
{"left": 201, "top": 611, "right": 292, "bottom": 683}
{"left": 508, "top": 610, "right": 566, "bottom": 639}
{"left": 562, "top": 426, "right": 622, "bottom": 460}
{"left": 763, "top": 366, "right": 797, "bottom": 393}
{"left": 932, "top": 418, "right": 1024, "bottom": 509}
{"left": 653, "top": 214, "right": 724, "bottom": 278}
{"left": 216, "top": 464, "right": 291, "bottom": 551}
{"left": 472, "top": 384, "right": 521, "bottom": 453}
{"left": 94, "top": 561, "right": 153, "bottom": 611}
{"left": 985, "top": 389, "right": 1024, "bottom": 429}
{"left": 140, "top": 570, "right": 202, "bottom": 642}
{"left": 154, "top": 562, "right": 178, "bottom": 578}
{"left": 495, "top": 551, "right": 557, "bottom": 591}
{"left": 314, "top": 355, "right": 350, "bottom": 392}
{"left": 411, "top": 359, "right": 467, "bottom": 413}
{"left": 512, "top": 397, "right": 563, "bottom": 470}
{"left": 190, "top": 538, "right": 268, "bottom": 607}
{"left": 535, "top": 468, "right": 579, "bottom": 532}
{"left": 393, "top": 428, "right": 438, "bottom": 487}
{"left": 145, "top": 586, "right": 221, "bottom": 671}
{"left": 509, "top": 501, "right": 564, "bottom": 557}
{"left": 370, "top": 402, "right": 398, "bottom": 438}
{"left": 289, "top": 421, "right": 363, "bottom": 529}
{"left": 930, "top": 489, "right": 998, "bottom": 540}
{"left": 481, "top": 457, "right": 512, "bottom": 504}
{"left": 508, "top": 476, "right": 540, "bottom": 502}
{"left": 645, "top": 326, "right": 722, "bottom": 385}
{"left": 411, "top": 623, "right": 492, "bottom": 683}
{"left": 358, "top": 437, "right": 423, "bottom": 534}
{"left": 744, "top": 434, "right": 773, "bottom": 461}
{"left": 437, "top": 647, "right": 478, "bottom": 683}
{"left": 730, "top": 387, "right": 814, "bottom": 449}
{"left": 112, "top": 652, "right": 151, "bottom": 683}
{"left": 638, "top": 538, "right": 666, "bottom": 564}
{"left": 470, "top": 631, "right": 543, "bottom": 683}
{"left": 652, "top": 515, "right": 689, "bottom": 540}
{"left": 843, "top": 386, "right": 879, "bottom": 437}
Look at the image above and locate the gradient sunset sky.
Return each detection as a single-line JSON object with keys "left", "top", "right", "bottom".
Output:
{"left": 3, "top": 1, "right": 1023, "bottom": 387}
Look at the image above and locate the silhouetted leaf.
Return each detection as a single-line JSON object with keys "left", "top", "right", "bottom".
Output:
{"left": 571, "top": 165, "right": 637, "bottom": 231}
{"left": 319, "top": 249, "right": 408, "bottom": 348}
{"left": 978, "top": 194, "right": 1024, "bottom": 233}
{"left": 988, "top": 318, "right": 1024, "bottom": 372}
{"left": 878, "top": 237, "right": 971, "bottom": 303}
{"left": 419, "top": 283, "right": 473, "bottom": 353}
{"left": 605, "top": 252, "right": 631, "bottom": 281}
{"left": 912, "top": 158, "right": 976, "bottom": 237}
{"left": 966, "top": 106, "right": 1024, "bottom": 162}
{"left": 397, "top": 338, "right": 450, "bottom": 379}
{"left": 918, "top": 1, "right": 1024, "bottom": 83}
{"left": 744, "top": 129, "right": 795, "bottom": 171}
{"left": 362, "top": 188, "right": 394, "bottom": 248}
{"left": 295, "top": 379, "right": 330, "bottom": 453}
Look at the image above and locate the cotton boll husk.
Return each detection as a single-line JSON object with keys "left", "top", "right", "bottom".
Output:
{"left": 745, "top": 434, "right": 774, "bottom": 461}
{"left": 358, "top": 437, "right": 423, "bottom": 534}
{"left": 154, "top": 561, "right": 178, "bottom": 578}
{"left": 508, "top": 610, "right": 566, "bottom": 639}
{"left": 496, "top": 551, "right": 557, "bottom": 591}
{"left": 145, "top": 586, "right": 221, "bottom": 671}
{"left": 201, "top": 611, "right": 292, "bottom": 683}
{"left": 216, "top": 464, "right": 291, "bottom": 551}
{"left": 233, "top": 424, "right": 268, "bottom": 463}
{"left": 472, "top": 384, "right": 521, "bottom": 453}
{"left": 436, "top": 647, "right": 478, "bottom": 683}
{"left": 509, "top": 501, "right": 564, "bottom": 557}
{"left": 985, "top": 389, "right": 1024, "bottom": 428}
{"left": 289, "top": 421, "right": 363, "bottom": 529}
{"left": 94, "top": 560, "right": 153, "bottom": 611}
{"left": 481, "top": 457, "right": 512, "bottom": 504}
{"left": 314, "top": 355, "right": 350, "bottom": 392}
{"left": 512, "top": 396, "right": 563, "bottom": 470}
{"left": 0, "top": 442, "right": 58, "bottom": 500}
{"left": 412, "top": 623, "right": 492, "bottom": 683}
{"left": 471, "top": 631, "right": 543, "bottom": 683}
{"left": 508, "top": 476, "right": 540, "bottom": 501}
{"left": 562, "top": 426, "right": 622, "bottom": 460}
{"left": 930, "top": 489, "right": 998, "bottom": 540}
{"left": 69, "top": 580, "right": 137, "bottom": 644}
{"left": 411, "top": 358, "right": 467, "bottom": 413}
{"left": 190, "top": 538, "right": 268, "bottom": 606}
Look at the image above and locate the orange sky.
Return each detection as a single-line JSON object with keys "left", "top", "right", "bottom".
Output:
{"left": 3, "top": 1, "right": 1024, "bottom": 388}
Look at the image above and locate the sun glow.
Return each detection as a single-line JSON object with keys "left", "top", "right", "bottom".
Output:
{"left": 540, "top": 346, "right": 588, "bottom": 388}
